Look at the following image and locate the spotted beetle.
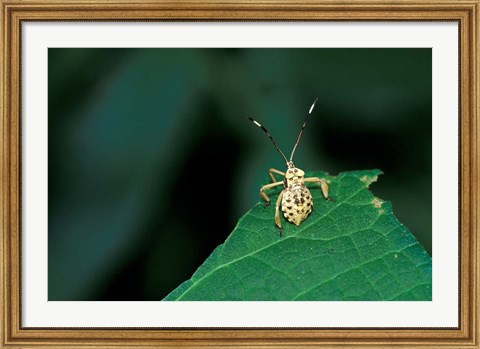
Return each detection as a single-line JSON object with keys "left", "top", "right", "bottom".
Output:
{"left": 248, "top": 98, "right": 331, "bottom": 236}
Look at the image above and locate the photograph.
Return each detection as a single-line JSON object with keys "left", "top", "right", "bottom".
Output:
{"left": 2, "top": 1, "right": 478, "bottom": 346}
{"left": 48, "top": 48, "right": 432, "bottom": 301}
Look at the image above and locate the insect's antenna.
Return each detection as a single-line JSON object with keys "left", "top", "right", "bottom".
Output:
{"left": 289, "top": 98, "right": 318, "bottom": 162}
{"left": 248, "top": 117, "right": 289, "bottom": 163}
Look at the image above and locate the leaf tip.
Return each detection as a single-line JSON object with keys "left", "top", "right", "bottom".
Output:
{"left": 360, "top": 169, "right": 383, "bottom": 186}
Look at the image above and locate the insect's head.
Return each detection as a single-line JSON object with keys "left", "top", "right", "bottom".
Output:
{"left": 248, "top": 98, "right": 318, "bottom": 166}
{"left": 285, "top": 167, "right": 305, "bottom": 180}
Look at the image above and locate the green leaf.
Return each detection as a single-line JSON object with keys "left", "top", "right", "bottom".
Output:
{"left": 164, "top": 169, "right": 432, "bottom": 301}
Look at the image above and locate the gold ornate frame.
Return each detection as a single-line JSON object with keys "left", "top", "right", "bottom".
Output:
{"left": 1, "top": 1, "right": 478, "bottom": 348}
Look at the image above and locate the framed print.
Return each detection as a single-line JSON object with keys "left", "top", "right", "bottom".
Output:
{"left": 1, "top": 0, "right": 479, "bottom": 348}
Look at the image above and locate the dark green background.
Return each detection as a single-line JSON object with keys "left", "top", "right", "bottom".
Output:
{"left": 48, "top": 48, "right": 432, "bottom": 301}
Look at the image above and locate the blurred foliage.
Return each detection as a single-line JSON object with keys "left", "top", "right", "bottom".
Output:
{"left": 48, "top": 48, "right": 431, "bottom": 300}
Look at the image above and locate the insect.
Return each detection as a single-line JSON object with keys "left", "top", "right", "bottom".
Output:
{"left": 248, "top": 98, "right": 331, "bottom": 236}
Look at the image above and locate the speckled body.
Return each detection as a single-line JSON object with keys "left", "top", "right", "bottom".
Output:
{"left": 281, "top": 167, "right": 313, "bottom": 226}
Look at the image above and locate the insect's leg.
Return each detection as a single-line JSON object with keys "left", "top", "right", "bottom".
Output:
{"left": 268, "top": 168, "right": 285, "bottom": 183}
{"left": 304, "top": 177, "right": 332, "bottom": 201}
{"left": 275, "top": 190, "right": 285, "bottom": 237}
{"left": 260, "top": 181, "right": 283, "bottom": 207}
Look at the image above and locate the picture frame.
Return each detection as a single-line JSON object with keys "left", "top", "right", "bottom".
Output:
{"left": 1, "top": 0, "right": 478, "bottom": 348}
